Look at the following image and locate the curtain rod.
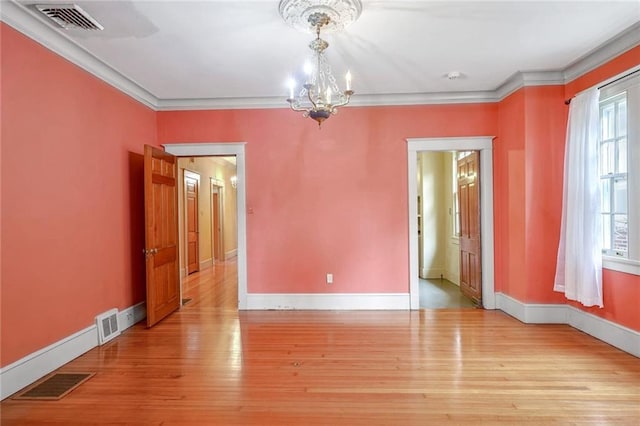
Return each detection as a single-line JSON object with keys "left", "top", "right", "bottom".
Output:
{"left": 564, "top": 68, "right": 640, "bottom": 105}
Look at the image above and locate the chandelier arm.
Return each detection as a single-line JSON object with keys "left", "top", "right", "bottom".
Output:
{"left": 288, "top": 102, "right": 311, "bottom": 113}
{"left": 306, "top": 88, "right": 319, "bottom": 109}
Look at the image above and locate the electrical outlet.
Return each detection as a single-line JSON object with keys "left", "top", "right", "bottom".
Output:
{"left": 326, "top": 273, "right": 333, "bottom": 284}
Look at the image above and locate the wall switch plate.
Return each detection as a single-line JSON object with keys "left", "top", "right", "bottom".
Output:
{"left": 326, "top": 273, "right": 333, "bottom": 284}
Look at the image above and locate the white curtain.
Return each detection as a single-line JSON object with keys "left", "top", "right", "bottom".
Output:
{"left": 554, "top": 88, "right": 603, "bottom": 307}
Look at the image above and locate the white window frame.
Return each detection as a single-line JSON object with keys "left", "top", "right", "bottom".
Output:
{"left": 599, "top": 72, "right": 640, "bottom": 276}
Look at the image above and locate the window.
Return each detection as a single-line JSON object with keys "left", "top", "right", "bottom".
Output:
{"left": 598, "top": 72, "right": 640, "bottom": 273}
{"left": 452, "top": 153, "right": 460, "bottom": 237}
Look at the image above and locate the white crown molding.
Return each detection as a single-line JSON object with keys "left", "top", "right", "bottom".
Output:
{"left": 2, "top": 1, "right": 638, "bottom": 111}
{"left": 156, "top": 96, "right": 287, "bottom": 111}
{"left": 563, "top": 22, "right": 640, "bottom": 85}
{"left": 0, "top": 0, "right": 158, "bottom": 110}
{"left": 495, "top": 70, "right": 565, "bottom": 100}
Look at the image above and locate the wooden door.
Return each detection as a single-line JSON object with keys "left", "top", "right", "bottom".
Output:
{"left": 144, "top": 145, "right": 180, "bottom": 327}
{"left": 458, "top": 151, "right": 482, "bottom": 304}
{"left": 184, "top": 172, "right": 199, "bottom": 274}
{"left": 211, "top": 188, "right": 221, "bottom": 261}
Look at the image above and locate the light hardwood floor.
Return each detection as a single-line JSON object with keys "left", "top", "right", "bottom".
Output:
{"left": 2, "top": 261, "right": 639, "bottom": 425}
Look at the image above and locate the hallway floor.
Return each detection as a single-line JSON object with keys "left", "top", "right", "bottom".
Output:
{"left": 419, "top": 278, "right": 477, "bottom": 309}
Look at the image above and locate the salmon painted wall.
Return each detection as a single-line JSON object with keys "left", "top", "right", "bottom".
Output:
{"left": 563, "top": 46, "right": 640, "bottom": 331}
{"left": 1, "top": 24, "right": 156, "bottom": 366}
{"left": 157, "top": 104, "right": 498, "bottom": 294}
{"left": 495, "top": 90, "right": 526, "bottom": 300}
{"left": 522, "top": 85, "right": 568, "bottom": 304}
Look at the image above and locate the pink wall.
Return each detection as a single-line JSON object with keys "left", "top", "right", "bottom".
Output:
{"left": 1, "top": 24, "right": 156, "bottom": 366}
{"left": 495, "top": 90, "right": 526, "bottom": 300}
{"left": 522, "top": 86, "right": 569, "bottom": 303}
{"left": 157, "top": 105, "right": 498, "bottom": 294}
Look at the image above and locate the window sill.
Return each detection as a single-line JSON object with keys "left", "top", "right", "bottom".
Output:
{"left": 602, "top": 256, "right": 640, "bottom": 276}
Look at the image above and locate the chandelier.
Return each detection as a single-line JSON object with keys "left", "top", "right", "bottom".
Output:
{"left": 279, "top": 0, "right": 362, "bottom": 127}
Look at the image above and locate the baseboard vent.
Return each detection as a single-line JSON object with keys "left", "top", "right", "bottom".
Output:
{"left": 95, "top": 309, "right": 120, "bottom": 344}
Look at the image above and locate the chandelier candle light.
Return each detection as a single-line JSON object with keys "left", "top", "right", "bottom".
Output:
{"left": 281, "top": 0, "right": 361, "bottom": 127}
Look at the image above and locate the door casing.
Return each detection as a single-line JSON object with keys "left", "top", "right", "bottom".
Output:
{"left": 407, "top": 137, "right": 495, "bottom": 310}
{"left": 164, "top": 143, "right": 248, "bottom": 309}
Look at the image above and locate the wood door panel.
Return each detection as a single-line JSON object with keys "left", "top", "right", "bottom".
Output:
{"left": 144, "top": 145, "right": 180, "bottom": 327}
{"left": 458, "top": 151, "right": 482, "bottom": 304}
{"left": 185, "top": 173, "right": 199, "bottom": 274}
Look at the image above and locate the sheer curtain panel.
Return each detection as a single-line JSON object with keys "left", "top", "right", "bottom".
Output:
{"left": 554, "top": 88, "right": 603, "bottom": 307}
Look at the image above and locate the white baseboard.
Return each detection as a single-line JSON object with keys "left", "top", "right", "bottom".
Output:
{"left": 225, "top": 249, "right": 237, "bottom": 260}
{"left": 444, "top": 272, "right": 459, "bottom": 286}
{"left": 199, "top": 258, "right": 213, "bottom": 270}
{"left": 246, "top": 293, "right": 410, "bottom": 310}
{"left": 496, "top": 293, "right": 639, "bottom": 358}
{"left": 0, "top": 302, "right": 147, "bottom": 400}
{"left": 420, "top": 268, "right": 445, "bottom": 279}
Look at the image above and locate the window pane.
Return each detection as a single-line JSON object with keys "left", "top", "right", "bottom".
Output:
{"left": 614, "top": 178, "right": 627, "bottom": 213}
{"left": 601, "top": 103, "right": 615, "bottom": 140}
{"left": 601, "top": 178, "right": 611, "bottom": 212}
{"left": 617, "top": 98, "right": 627, "bottom": 137}
{"left": 617, "top": 138, "right": 627, "bottom": 173}
{"left": 613, "top": 214, "right": 628, "bottom": 253}
{"left": 600, "top": 141, "right": 615, "bottom": 175}
{"left": 602, "top": 214, "right": 611, "bottom": 250}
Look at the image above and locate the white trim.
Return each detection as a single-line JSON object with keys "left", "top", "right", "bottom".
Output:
{"left": 0, "top": 1, "right": 158, "bottom": 109}
{"left": 0, "top": 302, "right": 146, "bottom": 400}
{"left": 118, "top": 302, "right": 147, "bottom": 330}
{"left": 420, "top": 268, "right": 445, "bottom": 280}
{"left": 199, "top": 258, "right": 213, "bottom": 270}
{"left": 444, "top": 272, "right": 460, "bottom": 286}
{"left": 495, "top": 293, "right": 640, "bottom": 358}
{"left": 2, "top": 0, "right": 638, "bottom": 111}
{"left": 225, "top": 249, "right": 238, "bottom": 260}
{"left": 163, "top": 143, "right": 248, "bottom": 309}
{"left": 407, "top": 137, "right": 496, "bottom": 310}
{"left": 564, "top": 22, "right": 640, "bottom": 84}
{"left": 603, "top": 256, "right": 640, "bottom": 276}
{"left": 246, "top": 293, "right": 409, "bottom": 310}
{"left": 495, "top": 71, "right": 565, "bottom": 101}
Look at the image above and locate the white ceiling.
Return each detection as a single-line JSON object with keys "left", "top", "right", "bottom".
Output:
{"left": 5, "top": 0, "right": 640, "bottom": 108}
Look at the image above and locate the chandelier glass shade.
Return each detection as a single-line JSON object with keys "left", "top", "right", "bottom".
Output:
{"left": 279, "top": 0, "right": 361, "bottom": 127}
{"left": 286, "top": 13, "right": 353, "bottom": 127}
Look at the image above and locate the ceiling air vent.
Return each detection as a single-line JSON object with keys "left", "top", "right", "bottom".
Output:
{"left": 36, "top": 4, "right": 104, "bottom": 30}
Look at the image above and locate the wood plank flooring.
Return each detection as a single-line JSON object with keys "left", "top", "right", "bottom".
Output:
{"left": 2, "top": 261, "right": 639, "bottom": 425}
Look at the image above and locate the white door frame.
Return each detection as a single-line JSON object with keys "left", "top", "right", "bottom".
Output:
{"left": 164, "top": 143, "right": 248, "bottom": 310}
{"left": 407, "top": 137, "right": 495, "bottom": 310}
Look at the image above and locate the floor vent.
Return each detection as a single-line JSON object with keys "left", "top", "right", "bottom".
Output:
{"left": 36, "top": 4, "right": 104, "bottom": 30}
{"left": 12, "top": 372, "right": 95, "bottom": 400}
{"left": 96, "top": 308, "right": 120, "bottom": 344}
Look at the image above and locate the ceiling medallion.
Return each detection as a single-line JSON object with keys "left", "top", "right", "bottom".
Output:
{"left": 279, "top": 0, "right": 363, "bottom": 33}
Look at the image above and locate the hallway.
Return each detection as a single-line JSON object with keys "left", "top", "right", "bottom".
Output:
{"left": 419, "top": 278, "right": 477, "bottom": 309}
{"left": 182, "top": 259, "right": 238, "bottom": 310}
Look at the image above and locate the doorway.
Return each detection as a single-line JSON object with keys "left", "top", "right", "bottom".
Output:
{"left": 416, "top": 150, "right": 477, "bottom": 308}
{"left": 164, "top": 143, "right": 248, "bottom": 309}
{"left": 407, "top": 137, "right": 495, "bottom": 310}
{"left": 184, "top": 170, "right": 200, "bottom": 275}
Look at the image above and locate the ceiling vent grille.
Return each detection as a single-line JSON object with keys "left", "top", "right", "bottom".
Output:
{"left": 36, "top": 4, "right": 104, "bottom": 30}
